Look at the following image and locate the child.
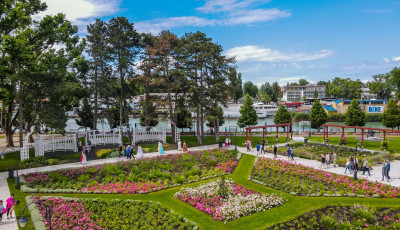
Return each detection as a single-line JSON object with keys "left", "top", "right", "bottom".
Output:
{"left": 256, "top": 143, "right": 260, "bottom": 155}
{"left": 6, "top": 194, "right": 15, "bottom": 219}
{"left": 0, "top": 200, "right": 4, "bottom": 221}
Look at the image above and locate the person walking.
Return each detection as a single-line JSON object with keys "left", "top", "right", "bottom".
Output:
{"left": 159, "top": 142, "right": 164, "bottom": 154}
{"left": 273, "top": 145, "right": 278, "bottom": 158}
{"left": 118, "top": 144, "right": 123, "bottom": 157}
{"left": 225, "top": 138, "right": 229, "bottom": 148}
{"left": 136, "top": 145, "right": 144, "bottom": 158}
{"left": 0, "top": 200, "right": 4, "bottom": 221}
{"left": 291, "top": 147, "right": 295, "bottom": 161}
{"left": 177, "top": 139, "right": 182, "bottom": 151}
{"left": 126, "top": 145, "right": 131, "bottom": 159}
{"left": 81, "top": 151, "right": 87, "bottom": 164}
{"left": 319, "top": 154, "right": 326, "bottom": 169}
{"left": 260, "top": 139, "right": 265, "bottom": 154}
{"left": 326, "top": 153, "right": 331, "bottom": 168}
{"left": 182, "top": 141, "right": 188, "bottom": 152}
{"left": 344, "top": 158, "right": 352, "bottom": 174}
{"left": 332, "top": 152, "right": 337, "bottom": 168}
{"left": 386, "top": 159, "right": 391, "bottom": 179}
{"left": 287, "top": 145, "right": 291, "bottom": 161}
{"left": 130, "top": 146, "right": 134, "bottom": 159}
{"left": 246, "top": 140, "right": 251, "bottom": 152}
{"left": 256, "top": 143, "right": 260, "bottom": 155}
{"left": 354, "top": 155, "right": 359, "bottom": 172}
{"left": 6, "top": 194, "right": 15, "bottom": 219}
{"left": 382, "top": 163, "right": 387, "bottom": 181}
{"left": 362, "top": 159, "right": 371, "bottom": 176}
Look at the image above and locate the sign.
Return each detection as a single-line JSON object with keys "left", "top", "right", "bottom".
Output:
{"left": 368, "top": 106, "right": 384, "bottom": 113}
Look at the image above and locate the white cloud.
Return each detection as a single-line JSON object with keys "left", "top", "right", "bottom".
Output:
{"left": 393, "top": 56, "right": 400, "bottom": 61}
{"left": 383, "top": 57, "right": 390, "bottom": 63}
{"left": 197, "top": 0, "right": 270, "bottom": 13}
{"left": 135, "top": 17, "right": 217, "bottom": 34}
{"left": 226, "top": 45, "right": 334, "bottom": 62}
{"left": 222, "top": 9, "right": 290, "bottom": 25}
{"left": 38, "top": 0, "right": 121, "bottom": 25}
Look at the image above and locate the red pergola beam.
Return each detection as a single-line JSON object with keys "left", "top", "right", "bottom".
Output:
{"left": 322, "top": 124, "right": 400, "bottom": 133}
{"left": 245, "top": 123, "right": 293, "bottom": 142}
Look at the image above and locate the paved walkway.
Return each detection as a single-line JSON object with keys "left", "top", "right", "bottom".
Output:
{"left": 1, "top": 143, "right": 400, "bottom": 229}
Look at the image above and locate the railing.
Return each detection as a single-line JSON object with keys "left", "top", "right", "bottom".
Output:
{"left": 132, "top": 128, "right": 166, "bottom": 145}
{"left": 88, "top": 130, "right": 121, "bottom": 146}
{"left": 34, "top": 134, "right": 77, "bottom": 157}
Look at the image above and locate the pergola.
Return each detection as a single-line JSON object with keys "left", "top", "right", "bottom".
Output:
{"left": 322, "top": 124, "right": 400, "bottom": 146}
{"left": 245, "top": 123, "right": 293, "bottom": 142}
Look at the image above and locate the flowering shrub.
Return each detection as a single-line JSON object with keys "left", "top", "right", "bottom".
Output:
{"left": 252, "top": 158, "right": 400, "bottom": 198}
{"left": 338, "top": 133, "right": 347, "bottom": 145}
{"left": 33, "top": 196, "right": 197, "bottom": 230}
{"left": 24, "top": 149, "right": 238, "bottom": 194}
{"left": 381, "top": 138, "right": 388, "bottom": 151}
{"left": 174, "top": 179, "right": 284, "bottom": 222}
{"left": 266, "top": 204, "right": 400, "bottom": 229}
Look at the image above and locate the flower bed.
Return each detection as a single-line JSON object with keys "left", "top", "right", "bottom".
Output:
{"left": 174, "top": 178, "right": 284, "bottom": 222}
{"left": 32, "top": 196, "right": 197, "bottom": 230}
{"left": 23, "top": 149, "right": 238, "bottom": 194}
{"left": 252, "top": 157, "right": 400, "bottom": 198}
{"left": 266, "top": 204, "right": 400, "bottom": 229}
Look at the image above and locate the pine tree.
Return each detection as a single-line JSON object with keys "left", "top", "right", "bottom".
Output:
{"left": 310, "top": 100, "right": 327, "bottom": 131}
{"left": 345, "top": 99, "right": 366, "bottom": 127}
{"left": 383, "top": 98, "right": 400, "bottom": 129}
{"left": 176, "top": 98, "right": 193, "bottom": 131}
{"left": 76, "top": 98, "right": 94, "bottom": 130}
{"left": 237, "top": 94, "right": 258, "bottom": 128}
{"left": 274, "top": 105, "right": 292, "bottom": 125}
{"left": 139, "top": 101, "right": 159, "bottom": 127}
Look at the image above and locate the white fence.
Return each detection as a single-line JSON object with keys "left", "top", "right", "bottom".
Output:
{"left": 35, "top": 134, "right": 78, "bottom": 157}
{"left": 175, "top": 129, "right": 180, "bottom": 143}
{"left": 132, "top": 128, "right": 166, "bottom": 145}
{"left": 88, "top": 130, "right": 121, "bottom": 146}
{"left": 20, "top": 133, "right": 31, "bottom": 161}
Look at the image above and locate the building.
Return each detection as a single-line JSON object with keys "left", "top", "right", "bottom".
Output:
{"left": 360, "top": 88, "right": 377, "bottom": 100}
{"left": 281, "top": 85, "right": 326, "bottom": 102}
{"left": 237, "top": 95, "right": 256, "bottom": 104}
{"left": 324, "top": 100, "right": 388, "bottom": 114}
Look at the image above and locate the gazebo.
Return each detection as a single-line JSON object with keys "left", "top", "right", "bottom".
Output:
{"left": 245, "top": 123, "right": 293, "bottom": 142}
{"left": 322, "top": 124, "right": 400, "bottom": 146}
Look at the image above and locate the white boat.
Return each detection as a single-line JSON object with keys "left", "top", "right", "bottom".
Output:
{"left": 252, "top": 103, "right": 279, "bottom": 118}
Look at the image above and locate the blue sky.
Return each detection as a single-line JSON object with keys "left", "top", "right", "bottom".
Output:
{"left": 40, "top": 0, "right": 400, "bottom": 86}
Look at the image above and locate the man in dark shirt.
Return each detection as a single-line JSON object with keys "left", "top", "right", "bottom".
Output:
{"left": 273, "top": 145, "right": 278, "bottom": 158}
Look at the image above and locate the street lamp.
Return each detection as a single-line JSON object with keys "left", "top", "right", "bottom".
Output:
{"left": 229, "top": 126, "right": 238, "bottom": 151}
{"left": 1, "top": 147, "right": 19, "bottom": 186}
{"left": 19, "top": 200, "right": 52, "bottom": 229}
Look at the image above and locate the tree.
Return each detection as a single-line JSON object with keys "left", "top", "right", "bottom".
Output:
{"left": 139, "top": 101, "right": 159, "bottom": 127}
{"left": 76, "top": 98, "right": 94, "bottom": 130}
{"left": 228, "top": 68, "right": 243, "bottom": 102}
{"left": 390, "top": 67, "right": 400, "bottom": 99}
{"left": 107, "top": 17, "right": 140, "bottom": 139}
{"left": 237, "top": 94, "right": 258, "bottom": 128}
{"left": 313, "top": 89, "right": 319, "bottom": 98}
{"left": 299, "top": 79, "right": 309, "bottom": 85}
{"left": 274, "top": 105, "right": 292, "bottom": 130}
{"left": 368, "top": 74, "right": 393, "bottom": 100}
{"left": 243, "top": 81, "right": 258, "bottom": 98}
{"left": 310, "top": 100, "right": 327, "bottom": 131}
{"left": 271, "top": 81, "right": 281, "bottom": 102}
{"left": 330, "top": 77, "right": 362, "bottom": 99}
{"left": 383, "top": 98, "right": 400, "bottom": 129}
{"left": 345, "top": 99, "right": 366, "bottom": 128}
{"left": 175, "top": 98, "right": 193, "bottom": 131}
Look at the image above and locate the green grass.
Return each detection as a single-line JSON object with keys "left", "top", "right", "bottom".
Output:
{"left": 10, "top": 152, "right": 400, "bottom": 230}
{"left": 7, "top": 179, "right": 35, "bottom": 230}
{"left": 308, "top": 136, "right": 400, "bottom": 153}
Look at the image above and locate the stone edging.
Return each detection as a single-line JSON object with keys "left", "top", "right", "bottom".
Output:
{"left": 24, "top": 196, "right": 46, "bottom": 230}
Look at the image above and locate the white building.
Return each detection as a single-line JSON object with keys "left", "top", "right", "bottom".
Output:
{"left": 281, "top": 85, "right": 326, "bottom": 102}
{"left": 360, "top": 88, "right": 377, "bottom": 100}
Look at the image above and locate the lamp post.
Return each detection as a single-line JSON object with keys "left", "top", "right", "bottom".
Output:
{"left": 1, "top": 147, "right": 19, "bottom": 186}
{"left": 18, "top": 200, "right": 52, "bottom": 229}
{"left": 229, "top": 126, "right": 237, "bottom": 151}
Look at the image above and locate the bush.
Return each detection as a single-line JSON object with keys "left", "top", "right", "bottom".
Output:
{"left": 48, "top": 159, "right": 60, "bottom": 165}
{"left": 292, "top": 112, "right": 310, "bottom": 122}
{"left": 95, "top": 149, "right": 113, "bottom": 158}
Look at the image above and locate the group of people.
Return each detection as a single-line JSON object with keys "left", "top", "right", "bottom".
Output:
{"left": 225, "top": 138, "right": 232, "bottom": 148}
{"left": 286, "top": 145, "right": 296, "bottom": 161}
{"left": 319, "top": 152, "right": 338, "bottom": 169}
{"left": 255, "top": 139, "right": 268, "bottom": 155}
{"left": 119, "top": 144, "right": 144, "bottom": 159}
{"left": 177, "top": 140, "right": 188, "bottom": 152}
{"left": 343, "top": 155, "right": 360, "bottom": 174}
{"left": 79, "top": 140, "right": 88, "bottom": 165}
{"left": 0, "top": 194, "right": 16, "bottom": 222}
{"left": 381, "top": 159, "right": 391, "bottom": 181}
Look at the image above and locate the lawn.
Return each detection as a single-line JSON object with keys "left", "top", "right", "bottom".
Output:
{"left": 308, "top": 136, "right": 400, "bottom": 153}
{"left": 9, "top": 152, "right": 400, "bottom": 230}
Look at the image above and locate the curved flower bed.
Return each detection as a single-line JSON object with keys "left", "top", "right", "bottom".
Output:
{"left": 33, "top": 196, "right": 197, "bottom": 230}
{"left": 266, "top": 204, "right": 400, "bottom": 229}
{"left": 252, "top": 158, "right": 400, "bottom": 198}
{"left": 174, "top": 179, "right": 284, "bottom": 222}
{"left": 23, "top": 149, "right": 238, "bottom": 194}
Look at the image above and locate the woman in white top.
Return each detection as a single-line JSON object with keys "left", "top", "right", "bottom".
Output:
{"left": 136, "top": 145, "right": 144, "bottom": 158}
{"left": 81, "top": 152, "right": 87, "bottom": 164}
{"left": 177, "top": 140, "right": 182, "bottom": 151}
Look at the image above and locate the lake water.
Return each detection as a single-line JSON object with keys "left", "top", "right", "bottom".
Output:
{"left": 66, "top": 118, "right": 386, "bottom": 133}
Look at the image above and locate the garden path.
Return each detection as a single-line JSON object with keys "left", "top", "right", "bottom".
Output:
{"left": 229, "top": 144, "right": 400, "bottom": 188}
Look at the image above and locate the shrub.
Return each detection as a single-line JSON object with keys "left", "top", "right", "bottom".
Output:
{"left": 95, "top": 149, "right": 113, "bottom": 158}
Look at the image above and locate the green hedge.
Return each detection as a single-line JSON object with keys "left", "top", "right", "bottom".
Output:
{"left": 291, "top": 112, "right": 310, "bottom": 122}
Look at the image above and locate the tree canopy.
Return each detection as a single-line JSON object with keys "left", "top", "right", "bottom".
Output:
{"left": 310, "top": 100, "right": 327, "bottom": 130}
{"left": 237, "top": 94, "right": 258, "bottom": 128}
{"left": 382, "top": 98, "right": 400, "bottom": 129}
{"left": 345, "top": 99, "right": 366, "bottom": 127}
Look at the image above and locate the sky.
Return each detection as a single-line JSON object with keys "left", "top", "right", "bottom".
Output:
{"left": 38, "top": 0, "right": 400, "bottom": 86}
